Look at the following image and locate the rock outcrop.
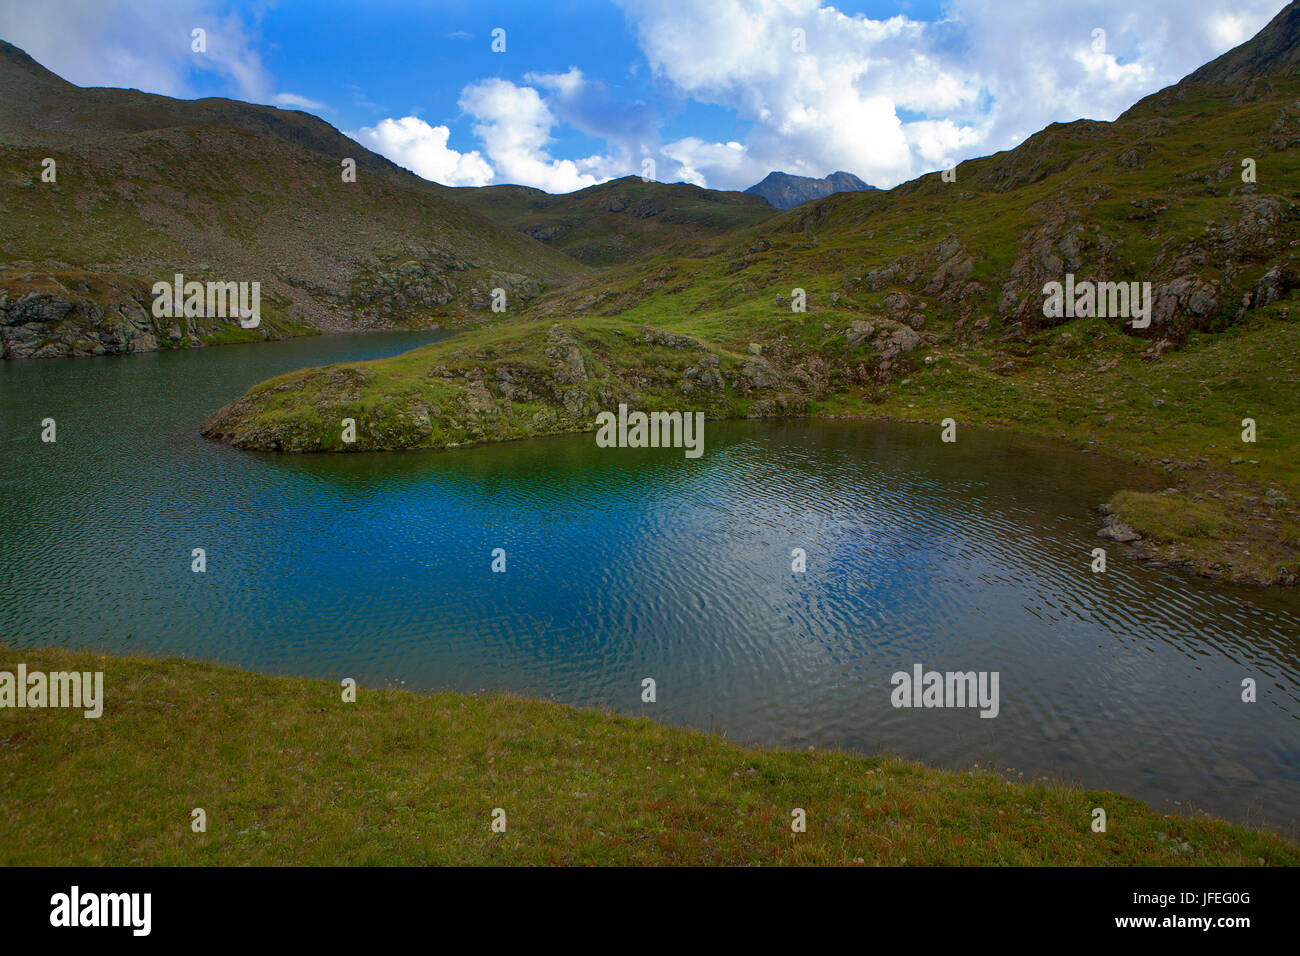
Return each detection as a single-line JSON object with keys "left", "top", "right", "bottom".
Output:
{"left": 0, "top": 274, "right": 272, "bottom": 359}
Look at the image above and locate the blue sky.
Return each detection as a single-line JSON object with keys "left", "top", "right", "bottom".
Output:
{"left": 247, "top": 0, "right": 948, "bottom": 164}
{"left": 0, "top": 0, "right": 1286, "bottom": 192}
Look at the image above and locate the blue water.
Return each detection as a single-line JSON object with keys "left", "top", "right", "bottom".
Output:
{"left": 2, "top": 331, "right": 1298, "bottom": 834}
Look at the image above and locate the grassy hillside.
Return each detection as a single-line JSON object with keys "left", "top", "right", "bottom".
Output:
{"left": 452, "top": 177, "right": 777, "bottom": 266}
{"left": 1, "top": 647, "right": 1294, "bottom": 865}
{"left": 0, "top": 38, "right": 588, "bottom": 357}
{"left": 201, "top": 9, "right": 1300, "bottom": 586}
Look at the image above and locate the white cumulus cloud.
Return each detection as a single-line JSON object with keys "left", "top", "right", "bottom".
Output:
{"left": 5, "top": 0, "right": 1288, "bottom": 196}
{"left": 357, "top": 71, "right": 644, "bottom": 192}
{"left": 352, "top": 116, "right": 494, "bottom": 187}
{"left": 1, "top": 0, "right": 271, "bottom": 101}
{"left": 618, "top": 0, "right": 1287, "bottom": 189}
{"left": 457, "top": 77, "right": 613, "bottom": 192}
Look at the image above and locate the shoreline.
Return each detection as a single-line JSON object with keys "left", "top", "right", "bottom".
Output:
{"left": 203, "top": 380, "right": 1300, "bottom": 589}
{"left": 814, "top": 409, "right": 1300, "bottom": 589}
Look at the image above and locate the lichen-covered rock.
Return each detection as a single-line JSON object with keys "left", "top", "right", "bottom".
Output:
{"left": 639, "top": 326, "right": 705, "bottom": 350}
{"left": 844, "top": 320, "right": 876, "bottom": 347}
{"left": 0, "top": 277, "right": 238, "bottom": 359}
{"left": 1150, "top": 275, "right": 1222, "bottom": 332}
{"left": 738, "top": 356, "right": 782, "bottom": 390}
{"left": 682, "top": 353, "right": 726, "bottom": 393}
{"left": 886, "top": 324, "right": 922, "bottom": 354}
{"left": 546, "top": 324, "right": 589, "bottom": 385}
{"left": 1098, "top": 515, "right": 1143, "bottom": 543}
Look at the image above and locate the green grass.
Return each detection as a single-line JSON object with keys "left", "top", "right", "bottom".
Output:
{"left": 1, "top": 647, "right": 1295, "bottom": 866}
{"left": 1110, "top": 491, "right": 1230, "bottom": 540}
{"left": 450, "top": 177, "right": 776, "bottom": 266}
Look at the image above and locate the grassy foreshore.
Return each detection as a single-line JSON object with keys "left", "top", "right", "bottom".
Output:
{"left": 1, "top": 647, "right": 1295, "bottom": 866}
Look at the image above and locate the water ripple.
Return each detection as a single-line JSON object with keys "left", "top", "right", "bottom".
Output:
{"left": 1, "top": 333, "right": 1298, "bottom": 833}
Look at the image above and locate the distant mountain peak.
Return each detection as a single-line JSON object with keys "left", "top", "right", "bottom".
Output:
{"left": 745, "top": 170, "right": 876, "bottom": 209}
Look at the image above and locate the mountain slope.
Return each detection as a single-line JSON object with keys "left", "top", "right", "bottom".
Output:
{"left": 0, "top": 38, "right": 588, "bottom": 358}
{"left": 1183, "top": 0, "right": 1300, "bottom": 84}
{"left": 0, "top": 38, "right": 403, "bottom": 176}
{"left": 451, "top": 176, "right": 777, "bottom": 266}
{"left": 745, "top": 170, "right": 875, "bottom": 209}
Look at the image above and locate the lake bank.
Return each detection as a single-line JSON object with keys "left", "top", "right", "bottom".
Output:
{"left": 2, "top": 646, "right": 1295, "bottom": 866}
